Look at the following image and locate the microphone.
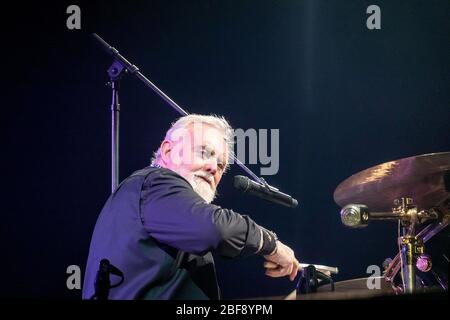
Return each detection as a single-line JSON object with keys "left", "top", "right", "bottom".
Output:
{"left": 94, "top": 259, "right": 111, "bottom": 300}
{"left": 233, "top": 175, "right": 298, "bottom": 208}
{"left": 93, "top": 259, "right": 124, "bottom": 300}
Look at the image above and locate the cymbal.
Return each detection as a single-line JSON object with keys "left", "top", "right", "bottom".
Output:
{"left": 334, "top": 152, "right": 450, "bottom": 211}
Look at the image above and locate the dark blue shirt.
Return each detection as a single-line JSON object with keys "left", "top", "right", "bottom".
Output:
{"left": 82, "top": 166, "right": 276, "bottom": 299}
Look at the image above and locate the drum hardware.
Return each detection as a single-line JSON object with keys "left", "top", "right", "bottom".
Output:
{"left": 416, "top": 254, "right": 432, "bottom": 272}
{"left": 340, "top": 198, "right": 442, "bottom": 293}
{"left": 334, "top": 152, "right": 450, "bottom": 295}
{"left": 384, "top": 200, "right": 450, "bottom": 291}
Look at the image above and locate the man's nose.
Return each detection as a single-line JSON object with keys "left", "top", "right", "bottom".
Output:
{"left": 204, "top": 158, "right": 218, "bottom": 175}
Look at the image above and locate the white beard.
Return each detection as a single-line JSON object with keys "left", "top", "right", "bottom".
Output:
{"left": 188, "top": 174, "right": 216, "bottom": 204}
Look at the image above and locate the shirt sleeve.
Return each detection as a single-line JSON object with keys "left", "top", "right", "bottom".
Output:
{"left": 139, "top": 168, "right": 276, "bottom": 258}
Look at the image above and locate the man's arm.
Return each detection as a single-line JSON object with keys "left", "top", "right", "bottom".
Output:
{"left": 264, "top": 241, "right": 301, "bottom": 281}
{"left": 139, "top": 168, "right": 276, "bottom": 257}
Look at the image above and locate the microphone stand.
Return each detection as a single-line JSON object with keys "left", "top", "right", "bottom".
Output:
{"left": 108, "top": 60, "right": 125, "bottom": 192}
{"left": 296, "top": 265, "right": 335, "bottom": 295}
{"left": 92, "top": 33, "right": 296, "bottom": 204}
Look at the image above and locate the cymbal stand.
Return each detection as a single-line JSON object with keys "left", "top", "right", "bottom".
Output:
{"left": 392, "top": 197, "right": 442, "bottom": 293}
{"left": 385, "top": 199, "right": 450, "bottom": 292}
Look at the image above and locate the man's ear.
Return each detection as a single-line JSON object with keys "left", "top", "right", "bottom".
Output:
{"left": 160, "top": 140, "right": 172, "bottom": 165}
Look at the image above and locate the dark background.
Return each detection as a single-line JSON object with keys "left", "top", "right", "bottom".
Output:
{"left": 1, "top": 0, "right": 449, "bottom": 299}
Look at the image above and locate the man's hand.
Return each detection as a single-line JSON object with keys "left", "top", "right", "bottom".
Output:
{"left": 263, "top": 241, "right": 300, "bottom": 281}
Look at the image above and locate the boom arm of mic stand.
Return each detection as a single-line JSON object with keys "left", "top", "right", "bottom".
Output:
{"left": 92, "top": 33, "right": 277, "bottom": 187}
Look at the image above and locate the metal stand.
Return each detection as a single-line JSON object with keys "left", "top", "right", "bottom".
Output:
{"left": 384, "top": 203, "right": 449, "bottom": 285}
{"left": 393, "top": 198, "right": 426, "bottom": 293}
{"left": 107, "top": 61, "right": 126, "bottom": 192}
{"left": 400, "top": 235, "right": 424, "bottom": 293}
{"left": 92, "top": 33, "right": 297, "bottom": 204}
{"left": 298, "top": 265, "right": 319, "bottom": 294}
{"left": 297, "top": 265, "right": 335, "bottom": 295}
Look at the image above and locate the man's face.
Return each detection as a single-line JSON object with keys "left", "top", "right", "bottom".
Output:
{"left": 162, "top": 122, "right": 228, "bottom": 203}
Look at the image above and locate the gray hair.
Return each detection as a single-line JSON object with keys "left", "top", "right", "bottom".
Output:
{"left": 151, "top": 114, "right": 234, "bottom": 170}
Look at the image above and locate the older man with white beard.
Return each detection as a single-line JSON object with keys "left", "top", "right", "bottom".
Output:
{"left": 83, "top": 114, "right": 300, "bottom": 300}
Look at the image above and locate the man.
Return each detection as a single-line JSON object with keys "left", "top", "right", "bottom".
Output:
{"left": 83, "top": 114, "right": 300, "bottom": 299}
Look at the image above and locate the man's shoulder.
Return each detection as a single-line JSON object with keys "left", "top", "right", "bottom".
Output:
{"left": 128, "top": 165, "right": 191, "bottom": 188}
{"left": 112, "top": 166, "right": 189, "bottom": 198}
{"left": 128, "top": 165, "right": 160, "bottom": 179}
